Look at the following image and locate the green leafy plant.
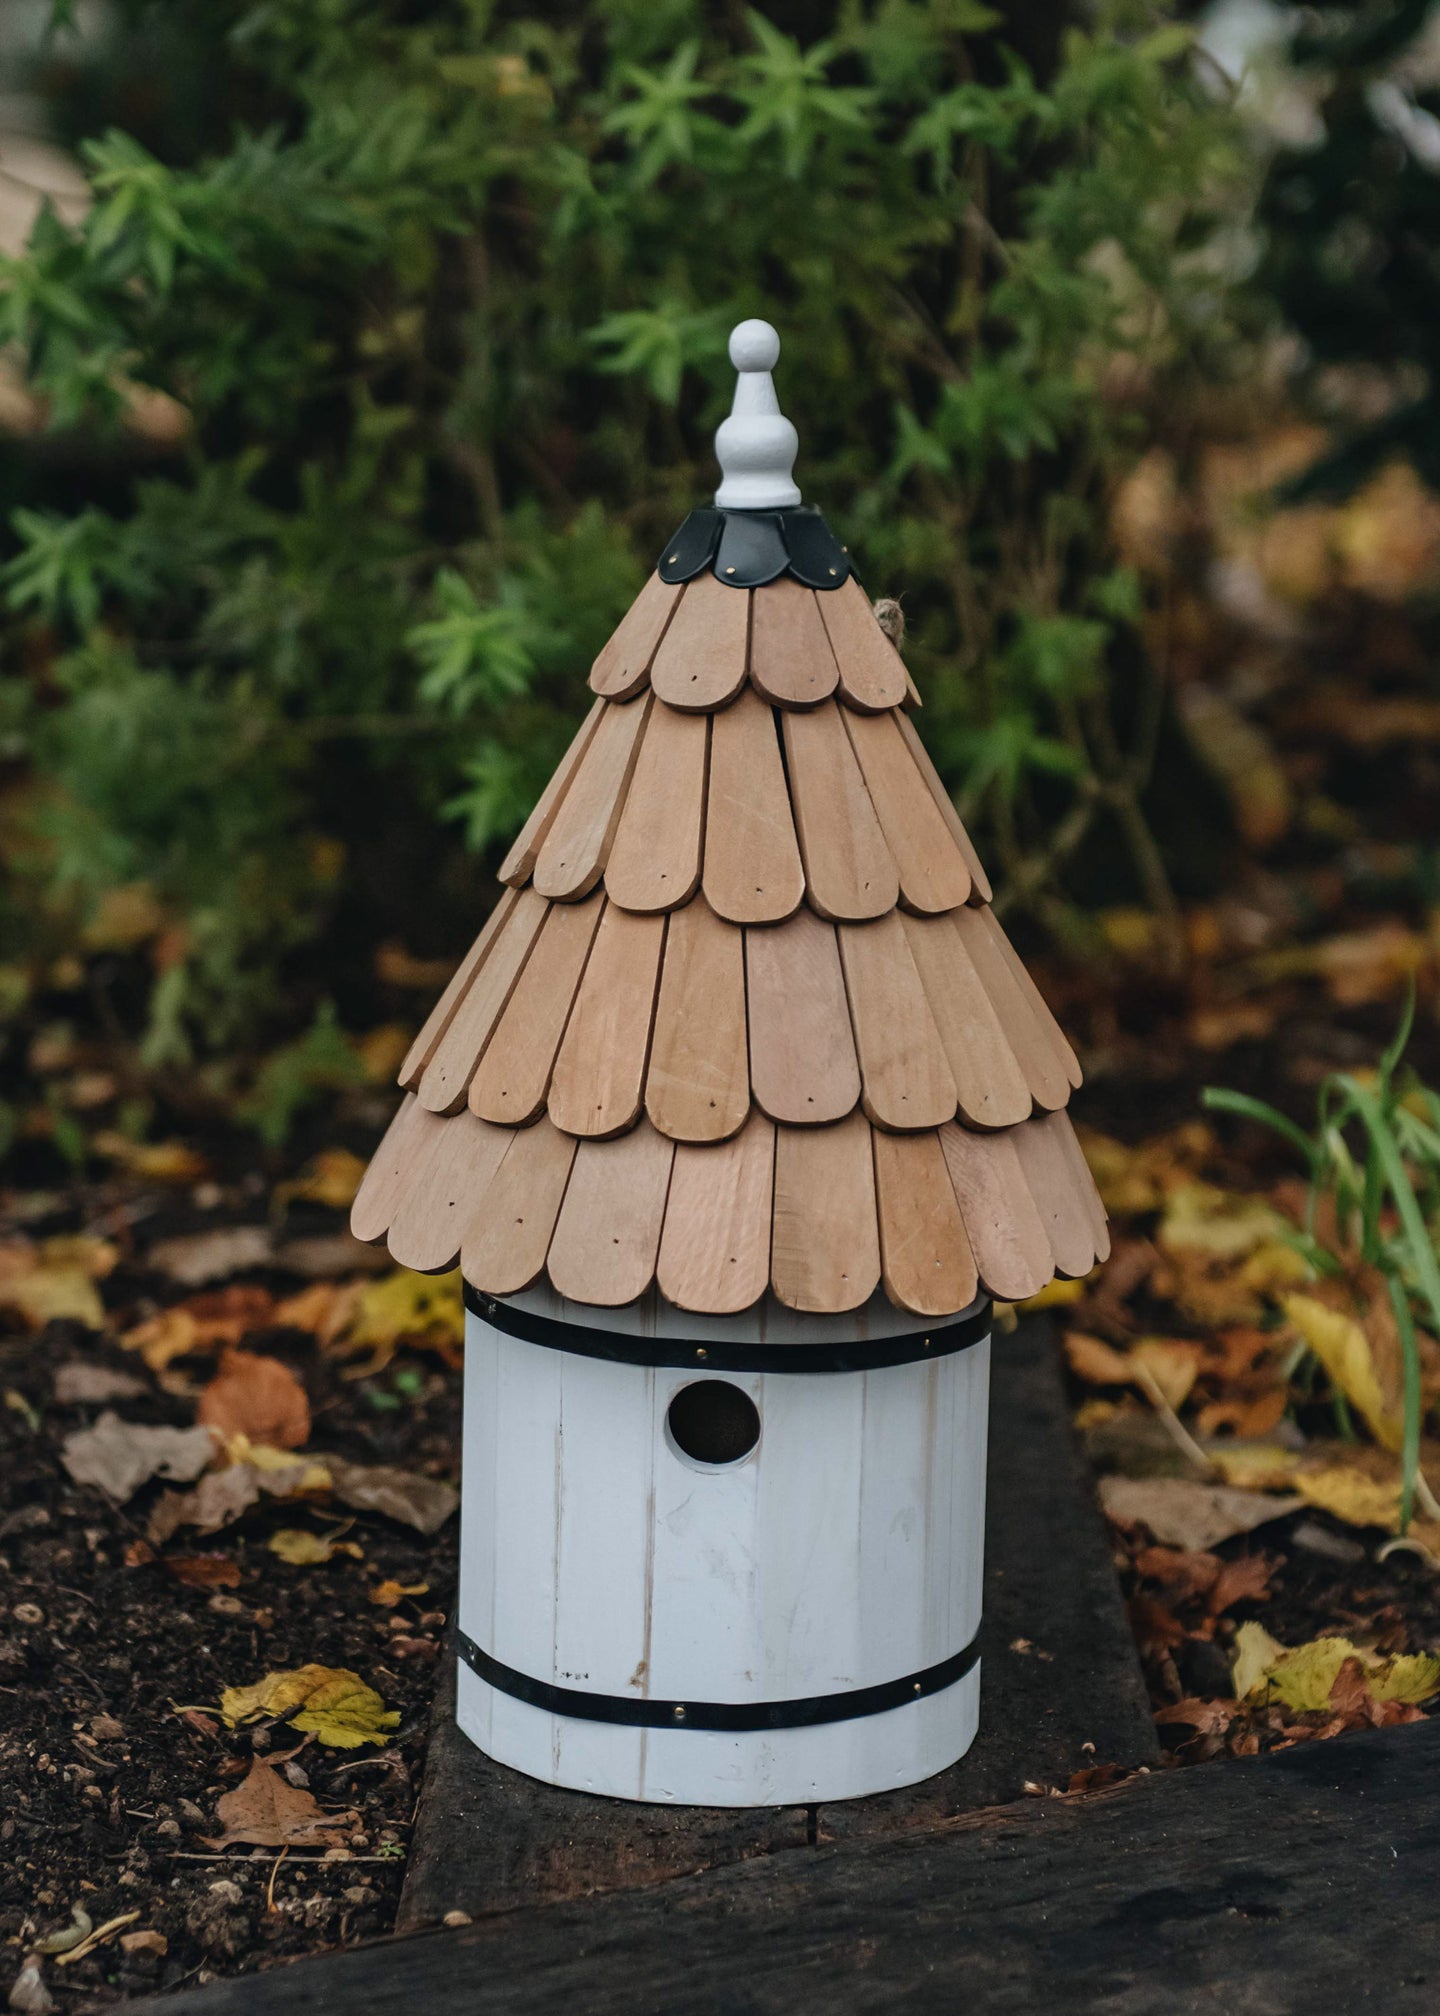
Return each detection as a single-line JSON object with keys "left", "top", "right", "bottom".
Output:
{"left": 0, "top": 0, "right": 1248, "bottom": 1076}
{"left": 1204, "top": 997, "right": 1440, "bottom": 1528}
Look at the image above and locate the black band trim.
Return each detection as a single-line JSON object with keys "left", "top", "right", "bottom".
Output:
{"left": 457, "top": 1629, "right": 981, "bottom": 1733}
{"left": 463, "top": 1284, "right": 991, "bottom": 1373}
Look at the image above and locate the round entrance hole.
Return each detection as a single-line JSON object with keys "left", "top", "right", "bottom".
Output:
{"left": 665, "top": 1381, "right": 761, "bottom": 1468}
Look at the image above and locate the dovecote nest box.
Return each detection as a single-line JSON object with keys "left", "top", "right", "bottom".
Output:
{"left": 351, "top": 320, "right": 1108, "bottom": 1808}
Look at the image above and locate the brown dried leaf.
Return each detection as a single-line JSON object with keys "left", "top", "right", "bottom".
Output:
{"left": 197, "top": 1350, "right": 310, "bottom": 1450}
{"left": 324, "top": 1455, "right": 457, "bottom": 1536}
{"left": 1100, "top": 1476, "right": 1303, "bottom": 1552}
{"left": 166, "top": 1554, "right": 242, "bottom": 1590}
{"left": 60, "top": 1412, "right": 215, "bottom": 1504}
{"left": 201, "top": 1756, "right": 357, "bottom": 1850}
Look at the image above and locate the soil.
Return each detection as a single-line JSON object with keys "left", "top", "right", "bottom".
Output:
{"left": 0, "top": 1186, "right": 461, "bottom": 2010}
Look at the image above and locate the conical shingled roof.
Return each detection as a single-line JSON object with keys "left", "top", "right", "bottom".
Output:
{"left": 351, "top": 325, "right": 1107, "bottom": 1321}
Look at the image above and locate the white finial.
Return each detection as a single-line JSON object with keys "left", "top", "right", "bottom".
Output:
{"left": 714, "top": 319, "right": 801, "bottom": 510}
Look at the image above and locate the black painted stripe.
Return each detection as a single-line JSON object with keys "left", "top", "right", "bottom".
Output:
{"left": 462, "top": 1284, "right": 991, "bottom": 1374}
{"left": 456, "top": 1629, "right": 981, "bottom": 1733}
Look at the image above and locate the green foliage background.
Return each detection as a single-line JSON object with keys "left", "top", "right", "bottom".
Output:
{"left": 0, "top": 0, "right": 1247, "bottom": 1081}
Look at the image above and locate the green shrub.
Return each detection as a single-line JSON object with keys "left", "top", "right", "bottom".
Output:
{"left": 0, "top": 0, "right": 1246, "bottom": 1066}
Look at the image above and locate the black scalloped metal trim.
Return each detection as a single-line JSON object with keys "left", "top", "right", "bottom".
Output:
{"left": 658, "top": 505, "right": 852, "bottom": 590}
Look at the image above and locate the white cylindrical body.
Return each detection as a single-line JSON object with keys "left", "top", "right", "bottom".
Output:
{"left": 456, "top": 1287, "right": 990, "bottom": 1806}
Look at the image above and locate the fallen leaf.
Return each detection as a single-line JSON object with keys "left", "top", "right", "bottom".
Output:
{"left": 325, "top": 1455, "right": 458, "bottom": 1535}
{"left": 272, "top": 1238, "right": 389, "bottom": 1281}
{"left": 268, "top": 1528, "right": 363, "bottom": 1566}
{"left": 1283, "top": 1291, "right": 1403, "bottom": 1451}
{"left": 198, "top": 1350, "right": 310, "bottom": 1449}
{"left": 0, "top": 1236, "right": 116, "bottom": 1331}
{"left": 166, "top": 1554, "right": 241, "bottom": 1589}
{"left": 1207, "top": 1553, "right": 1273, "bottom": 1615}
{"left": 369, "top": 1579, "right": 429, "bottom": 1605}
{"left": 1100, "top": 1476, "right": 1303, "bottom": 1552}
{"left": 275, "top": 1149, "right": 368, "bottom": 1213}
{"left": 218, "top": 1664, "right": 400, "bottom": 1748}
{"left": 1065, "top": 1332, "right": 1200, "bottom": 1410}
{"left": 8, "top": 1960, "right": 55, "bottom": 2014}
{"left": 1158, "top": 1184, "right": 1288, "bottom": 1260}
{"left": 53, "top": 1363, "right": 148, "bottom": 1406}
{"left": 223, "top": 1436, "right": 333, "bottom": 1488}
{"left": 337, "top": 1269, "right": 463, "bottom": 1374}
{"left": 271, "top": 1280, "right": 362, "bottom": 1345}
{"left": 121, "top": 1285, "right": 277, "bottom": 1372}
{"left": 145, "top": 1226, "right": 272, "bottom": 1286}
{"left": 60, "top": 1412, "right": 215, "bottom": 1504}
{"left": 92, "top": 1135, "right": 207, "bottom": 1184}
{"left": 1292, "top": 1464, "right": 1406, "bottom": 1532}
{"left": 1064, "top": 1332, "right": 1133, "bottom": 1386}
{"left": 147, "top": 1466, "right": 262, "bottom": 1545}
{"left": 201, "top": 1755, "right": 357, "bottom": 1849}
{"left": 1232, "top": 1620, "right": 1440, "bottom": 1711}
{"left": 1153, "top": 1697, "right": 1239, "bottom": 1735}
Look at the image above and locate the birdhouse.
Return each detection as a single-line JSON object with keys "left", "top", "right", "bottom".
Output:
{"left": 351, "top": 320, "right": 1107, "bottom": 1808}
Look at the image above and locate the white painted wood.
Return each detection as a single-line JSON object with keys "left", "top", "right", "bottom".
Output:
{"left": 713, "top": 320, "right": 802, "bottom": 510}
{"left": 458, "top": 1309, "right": 990, "bottom": 1805}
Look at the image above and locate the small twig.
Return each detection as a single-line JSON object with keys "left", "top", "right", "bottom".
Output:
{"left": 169, "top": 1852, "right": 405, "bottom": 1864}
{"left": 266, "top": 1847, "right": 289, "bottom": 1913}
{"left": 55, "top": 1911, "right": 141, "bottom": 1966}
{"left": 1131, "top": 1362, "right": 1220, "bottom": 1480}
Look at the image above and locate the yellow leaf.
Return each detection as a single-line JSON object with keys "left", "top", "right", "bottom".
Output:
{"left": 1294, "top": 1464, "right": 1403, "bottom": 1532}
{"left": 1018, "top": 1278, "right": 1088, "bottom": 1313}
{"left": 1063, "top": 1331, "right": 1133, "bottom": 1385}
{"left": 369, "top": 1579, "right": 429, "bottom": 1606}
{"left": 1239, "top": 1241, "right": 1311, "bottom": 1296}
{"left": 1131, "top": 1338, "right": 1201, "bottom": 1412}
{"left": 275, "top": 1149, "right": 368, "bottom": 1213}
{"left": 1208, "top": 1443, "right": 1301, "bottom": 1490}
{"left": 339, "top": 1269, "right": 463, "bottom": 1372}
{"left": 0, "top": 1235, "right": 116, "bottom": 1331}
{"left": 218, "top": 1664, "right": 399, "bottom": 1748}
{"left": 92, "top": 1134, "right": 207, "bottom": 1184}
{"left": 267, "top": 1529, "right": 363, "bottom": 1566}
{"left": 355, "top": 1024, "right": 412, "bottom": 1084}
{"left": 1232, "top": 1622, "right": 1440, "bottom": 1712}
{"left": 222, "top": 1436, "right": 332, "bottom": 1492}
{"left": 1159, "top": 1184, "right": 1287, "bottom": 1261}
{"left": 1283, "top": 1292, "right": 1403, "bottom": 1451}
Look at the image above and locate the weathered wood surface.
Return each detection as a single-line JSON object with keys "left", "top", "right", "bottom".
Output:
{"left": 394, "top": 1316, "right": 1155, "bottom": 1925}
{"left": 133, "top": 1715, "right": 1440, "bottom": 2015}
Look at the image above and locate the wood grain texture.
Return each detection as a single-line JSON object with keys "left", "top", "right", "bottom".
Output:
{"left": 468, "top": 894, "right": 603, "bottom": 1126}
{"left": 350, "top": 1094, "right": 443, "bottom": 1244}
{"left": 898, "top": 912, "right": 1031, "bottom": 1130}
{"left": 533, "top": 694, "right": 650, "bottom": 902}
{"left": 399, "top": 889, "right": 519, "bottom": 1089}
{"left": 645, "top": 898, "right": 750, "bottom": 1143}
{"left": 770, "top": 1113, "right": 880, "bottom": 1313}
{"left": 977, "top": 905, "right": 1083, "bottom": 1089}
{"left": 460, "top": 1117, "right": 577, "bottom": 1297}
{"left": 1047, "top": 1108, "right": 1110, "bottom": 1262}
{"left": 816, "top": 572, "right": 908, "bottom": 711}
{"left": 938, "top": 1120, "right": 1053, "bottom": 1302}
{"left": 781, "top": 701, "right": 899, "bottom": 921}
{"left": 588, "top": 571, "right": 681, "bottom": 700}
{"left": 546, "top": 1118, "right": 675, "bottom": 1306}
{"left": 702, "top": 686, "right": 805, "bottom": 925}
{"left": 498, "top": 702, "right": 604, "bottom": 887}
{"left": 603, "top": 702, "right": 709, "bottom": 913}
{"left": 841, "top": 707, "right": 972, "bottom": 913}
{"left": 745, "top": 910, "right": 860, "bottom": 1125}
{"left": 648, "top": 572, "right": 749, "bottom": 712}
{"left": 657, "top": 1111, "right": 775, "bottom": 1314}
{"left": 547, "top": 905, "right": 666, "bottom": 1138}
{"left": 894, "top": 709, "right": 993, "bottom": 905}
{"left": 386, "top": 1111, "right": 512, "bottom": 1275}
{"left": 872, "top": 1126, "right": 978, "bottom": 1316}
{"left": 417, "top": 889, "right": 549, "bottom": 1115}
{"left": 1012, "top": 1109, "right": 1101, "bottom": 1279}
{"left": 952, "top": 905, "right": 1070, "bottom": 1113}
{"left": 838, "top": 912, "right": 958, "bottom": 1131}
{"left": 747, "top": 578, "right": 839, "bottom": 707}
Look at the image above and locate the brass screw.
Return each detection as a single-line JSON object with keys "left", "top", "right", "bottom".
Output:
{"left": 673, "top": 1705, "right": 687, "bottom": 1722}
{"left": 695, "top": 1347, "right": 708, "bottom": 1360}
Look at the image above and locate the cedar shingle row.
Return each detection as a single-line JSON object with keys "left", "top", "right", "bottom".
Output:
{"left": 358, "top": 568, "right": 1104, "bottom": 1318}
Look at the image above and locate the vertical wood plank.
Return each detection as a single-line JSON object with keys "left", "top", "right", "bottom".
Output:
{"left": 499, "top": 703, "right": 605, "bottom": 886}
{"left": 469, "top": 894, "right": 604, "bottom": 1126}
{"left": 589, "top": 572, "right": 682, "bottom": 700}
{"left": 399, "top": 888, "right": 519, "bottom": 1089}
{"left": 547, "top": 907, "right": 666, "bottom": 1138}
{"left": 645, "top": 899, "right": 750, "bottom": 1143}
{"left": 898, "top": 912, "right": 1032, "bottom": 1130}
{"left": 841, "top": 709, "right": 972, "bottom": 913}
{"left": 781, "top": 701, "right": 899, "bottom": 921}
{"left": 604, "top": 703, "right": 709, "bottom": 913}
{"left": 938, "top": 1120, "right": 1053, "bottom": 1302}
{"left": 656, "top": 1111, "right": 775, "bottom": 1314}
{"left": 1050, "top": 1106, "right": 1110, "bottom": 1259}
{"left": 816, "top": 573, "right": 908, "bottom": 711}
{"left": 770, "top": 1114, "right": 880, "bottom": 1313}
{"left": 951, "top": 906, "right": 1070, "bottom": 1113}
{"left": 418, "top": 888, "right": 549, "bottom": 1114}
{"left": 546, "top": 1119, "right": 676, "bottom": 1307}
{"left": 748, "top": 578, "right": 840, "bottom": 707}
{"left": 460, "top": 1116, "right": 578, "bottom": 1296}
{"left": 893, "top": 710, "right": 993, "bottom": 904}
{"left": 649, "top": 573, "right": 750, "bottom": 711}
{"left": 533, "top": 694, "right": 651, "bottom": 902}
{"left": 745, "top": 910, "right": 861, "bottom": 1125}
{"left": 350, "top": 1095, "right": 444, "bottom": 1244}
{"left": 974, "top": 906, "right": 1083, "bottom": 1089}
{"left": 1011, "top": 1111, "right": 1101, "bottom": 1279}
{"left": 386, "top": 1111, "right": 513, "bottom": 1274}
{"left": 872, "top": 1127, "right": 978, "bottom": 1316}
{"left": 702, "top": 687, "right": 805, "bottom": 924}
{"left": 838, "top": 913, "right": 958, "bottom": 1131}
